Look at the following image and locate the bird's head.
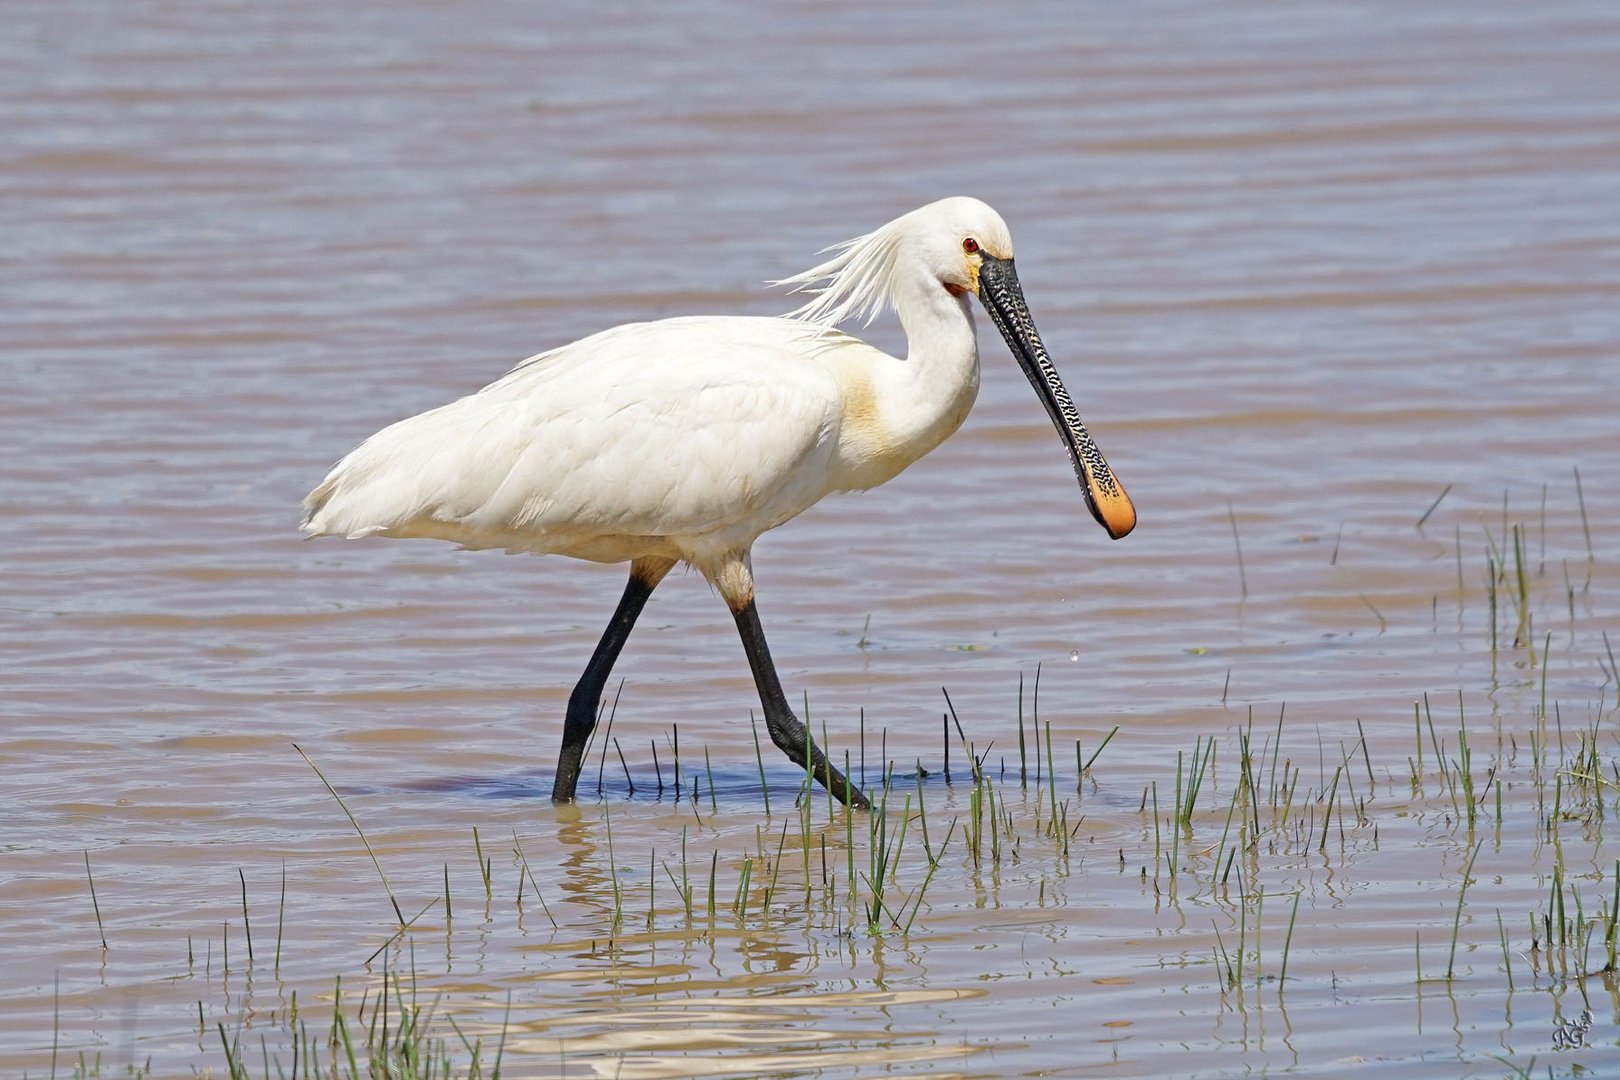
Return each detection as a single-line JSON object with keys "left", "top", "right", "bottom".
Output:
{"left": 915, "top": 197, "right": 1136, "bottom": 540}
{"left": 781, "top": 197, "right": 1135, "bottom": 541}
{"left": 899, "top": 196, "right": 1016, "bottom": 301}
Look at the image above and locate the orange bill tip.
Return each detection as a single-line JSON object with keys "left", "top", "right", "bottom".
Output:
{"left": 1093, "top": 482, "right": 1137, "bottom": 539}
{"left": 1079, "top": 458, "right": 1136, "bottom": 540}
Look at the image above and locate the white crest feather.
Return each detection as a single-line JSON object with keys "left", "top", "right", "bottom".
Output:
{"left": 772, "top": 216, "right": 906, "bottom": 329}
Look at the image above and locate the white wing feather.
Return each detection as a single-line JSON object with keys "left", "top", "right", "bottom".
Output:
{"left": 303, "top": 317, "right": 851, "bottom": 559}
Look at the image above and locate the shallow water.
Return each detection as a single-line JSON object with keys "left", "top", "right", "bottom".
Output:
{"left": 4, "top": 1, "right": 1620, "bottom": 1076}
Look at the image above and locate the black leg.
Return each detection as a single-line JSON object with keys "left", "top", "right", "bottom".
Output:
{"left": 551, "top": 557, "right": 673, "bottom": 802}
{"left": 731, "top": 596, "right": 870, "bottom": 810}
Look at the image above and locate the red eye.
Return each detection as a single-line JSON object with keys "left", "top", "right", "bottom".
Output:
{"left": 962, "top": 237, "right": 980, "bottom": 254}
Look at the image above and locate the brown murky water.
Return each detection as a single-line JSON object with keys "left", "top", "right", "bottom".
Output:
{"left": 4, "top": 2, "right": 1620, "bottom": 1075}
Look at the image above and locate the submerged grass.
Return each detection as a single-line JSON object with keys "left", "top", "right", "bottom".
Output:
{"left": 43, "top": 477, "right": 1620, "bottom": 1078}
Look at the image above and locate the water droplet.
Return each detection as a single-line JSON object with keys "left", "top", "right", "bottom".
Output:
{"left": 1069, "top": 650, "right": 1079, "bottom": 662}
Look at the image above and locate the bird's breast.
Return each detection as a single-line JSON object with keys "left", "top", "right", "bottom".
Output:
{"left": 831, "top": 362, "right": 978, "bottom": 492}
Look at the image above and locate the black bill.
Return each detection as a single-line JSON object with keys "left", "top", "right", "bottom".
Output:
{"left": 977, "top": 253, "right": 1135, "bottom": 539}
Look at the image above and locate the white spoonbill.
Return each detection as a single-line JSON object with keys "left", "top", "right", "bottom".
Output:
{"left": 302, "top": 197, "right": 1134, "bottom": 810}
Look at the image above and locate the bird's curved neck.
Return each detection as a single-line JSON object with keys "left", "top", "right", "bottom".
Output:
{"left": 868, "top": 274, "right": 982, "bottom": 463}
{"left": 895, "top": 274, "right": 978, "bottom": 369}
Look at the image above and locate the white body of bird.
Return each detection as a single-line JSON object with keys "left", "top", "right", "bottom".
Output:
{"left": 303, "top": 314, "right": 977, "bottom": 577}
{"left": 303, "top": 196, "right": 1132, "bottom": 808}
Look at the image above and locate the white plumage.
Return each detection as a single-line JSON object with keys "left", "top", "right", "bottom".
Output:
{"left": 306, "top": 318, "right": 922, "bottom": 566}
{"left": 303, "top": 197, "right": 1133, "bottom": 809}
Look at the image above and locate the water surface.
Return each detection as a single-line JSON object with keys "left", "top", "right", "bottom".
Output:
{"left": 3, "top": 1, "right": 1620, "bottom": 1075}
